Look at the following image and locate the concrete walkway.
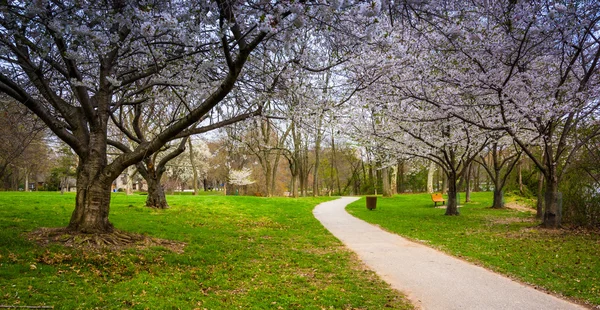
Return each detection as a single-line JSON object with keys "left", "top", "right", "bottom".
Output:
{"left": 313, "top": 197, "right": 586, "bottom": 310}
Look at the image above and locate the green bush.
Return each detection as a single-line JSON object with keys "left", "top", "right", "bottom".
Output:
{"left": 561, "top": 174, "right": 600, "bottom": 228}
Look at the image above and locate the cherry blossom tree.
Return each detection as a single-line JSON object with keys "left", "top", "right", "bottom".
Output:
{"left": 1, "top": 0, "right": 376, "bottom": 233}
{"left": 352, "top": 95, "right": 488, "bottom": 214}
{"left": 386, "top": 0, "right": 600, "bottom": 227}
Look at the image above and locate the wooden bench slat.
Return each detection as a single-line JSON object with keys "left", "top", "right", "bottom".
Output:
{"left": 431, "top": 193, "right": 445, "bottom": 206}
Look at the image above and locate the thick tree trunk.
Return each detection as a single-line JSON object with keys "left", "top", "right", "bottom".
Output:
{"left": 445, "top": 171, "right": 459, "bottom": 216}
{"left": 491, "top": 170, "right": 504, "bottom": 208}
{"left": 542, "top": 174, "right": 561, "bottom": 228}
{"left": 492, "top": 187, "right": 504, "bottom": 209}
{"left": 67, "top": 160, "right": 114, "bottom": 233}
{"left": 146, "top": 173, "right": 168, "bottom": 209}
{"left": 137, "top": 159, "right": 169, "bottom": 209}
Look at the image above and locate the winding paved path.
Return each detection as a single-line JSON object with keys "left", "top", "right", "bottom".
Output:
{"left": 313, "top": 197, "right": 586, "bottom": 310}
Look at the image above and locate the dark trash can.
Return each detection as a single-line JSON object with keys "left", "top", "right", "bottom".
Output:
{"left": 366, "top": 196, "right": 377, "bottom": 210}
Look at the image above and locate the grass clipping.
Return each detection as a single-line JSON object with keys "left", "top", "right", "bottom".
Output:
{"left": 27, "top": 228, "right": 186, "bottom": 253}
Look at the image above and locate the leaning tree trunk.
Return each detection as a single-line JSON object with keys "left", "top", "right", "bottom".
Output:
{"left": 67, "top": 154, "right": 114, "bottom": 233}
{"left": 445, "top": 171, "right": 459, "bottom": 216}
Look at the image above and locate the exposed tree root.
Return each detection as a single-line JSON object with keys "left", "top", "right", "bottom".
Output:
{"left": 27, "top": 228, "right": 186, "bottom": 253}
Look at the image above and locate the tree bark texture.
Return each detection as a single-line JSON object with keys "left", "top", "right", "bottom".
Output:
{"left": 542, "top": 174, "right": 561, "bottom": 228}
{"left": 492, "top": 186, "right": 504, "bottom": 209}
{"left": 382, "top": 167, "right": 392, "bottom": 197}
{"left": 125, "top": 166, "right": 134, "bottom": 195}
{"left": 445, "top": 171, "right": 459, "bottom": 216}
{"left": 536, "top": 171, "right": 544, "bottom": 219}
{"left": 145, "top": 173, "right": 169, "bottom": 209}
{"left": 427, "top": 161, "right": 435, "bottom": 193}
{"left": 68, "top": 150, "right": 114, "bottom": 233}
{"left": 397, "top": 160, "right": 405, "bottom": 193}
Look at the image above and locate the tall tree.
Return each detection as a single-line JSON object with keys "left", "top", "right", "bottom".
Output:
{"left": 0, "top": 0, "right": 323, "bottom": 233}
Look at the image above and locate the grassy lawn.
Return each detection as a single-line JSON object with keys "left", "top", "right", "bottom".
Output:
{"left": 0, "top": 192, "right": 412, "bottom": 309}
{"left": 347, "top": 192, "right": 600, "bottom": 307}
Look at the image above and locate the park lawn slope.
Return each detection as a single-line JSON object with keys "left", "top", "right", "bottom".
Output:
{"left": 0, "top": 192, "right": 412, "bottom": 309}
{"left": 347, "top": 192, "right": 600, "bottom": 307}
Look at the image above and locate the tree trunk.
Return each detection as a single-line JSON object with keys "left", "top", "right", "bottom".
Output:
{"left": 492, "top": 186, "right": 504, "bottom": 209}
{"left": 491, "top": 167, "right": 504, "bottom": 208}
{"left": 542, "top": 173, "right": 561, "bottom": 228}
{"left": 313, "top": 129, "right": 322, "bottom": 197}
{"left": 137, "top": 158, "right": 170, "bottom": 209}
{"left": 264, "top": 163, "right": 272, "bottom": 197}
{"left": 397, "top": 160, "right": 404, "bottom": 193}
{"left": 188, "top": 139, "right": 199, "bottom": 195}
{"left": 60, "top": 178, "right": 66, "bottom": 195}
{"left": 536, "top": 171, "right": 544, "bottom": 219}
{"left": 291, "top": 173, "right": 299, "bottom": 198}
{"left": 270, "top": 152, "right": 282, "bottom": 196}
{"left": 125, "top": 166, "right": 134, "bottom": 195}
{"left": 390, "top": 165, "right": 397, "bottom": 195}
{"left": 474, "top": 163, "right": 481, "bottom": 191}
{"left": 67, "top": 158, "right": 114, "bottom": 233}
{"left": 518, "top": 159, "right": 524, "bottom": 195}
{"left": 445, "top": 171, "right": 459, "bottom": 215}
{"left": 146, "top": 173, "right": 168, "bottom": 209}
{"left": 465, "top": 163, "right": 472, "bottom": 202}
{"left": 382, "top": 167, "right": 392, "bottom": 197}
{"left": 427, "top": 161, "right": 435, "bottom": 193}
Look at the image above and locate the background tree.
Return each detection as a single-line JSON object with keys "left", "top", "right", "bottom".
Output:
{"left": 474, "top": 136, "right": 522, "bottom": 209}
{"left": 0, "top": 95, "right": 47, "bottom": 189}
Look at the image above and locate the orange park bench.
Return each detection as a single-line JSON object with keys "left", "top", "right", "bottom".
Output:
{"left": 431, "top": 193, "right": 445, "bottom": 206}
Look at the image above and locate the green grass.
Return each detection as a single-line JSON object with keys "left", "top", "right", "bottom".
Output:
{"left": 347, "top": 192, "right": 600, "bottom": 307}
{"left": 0, "top": 192, "right": 412, "bottom": 309}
